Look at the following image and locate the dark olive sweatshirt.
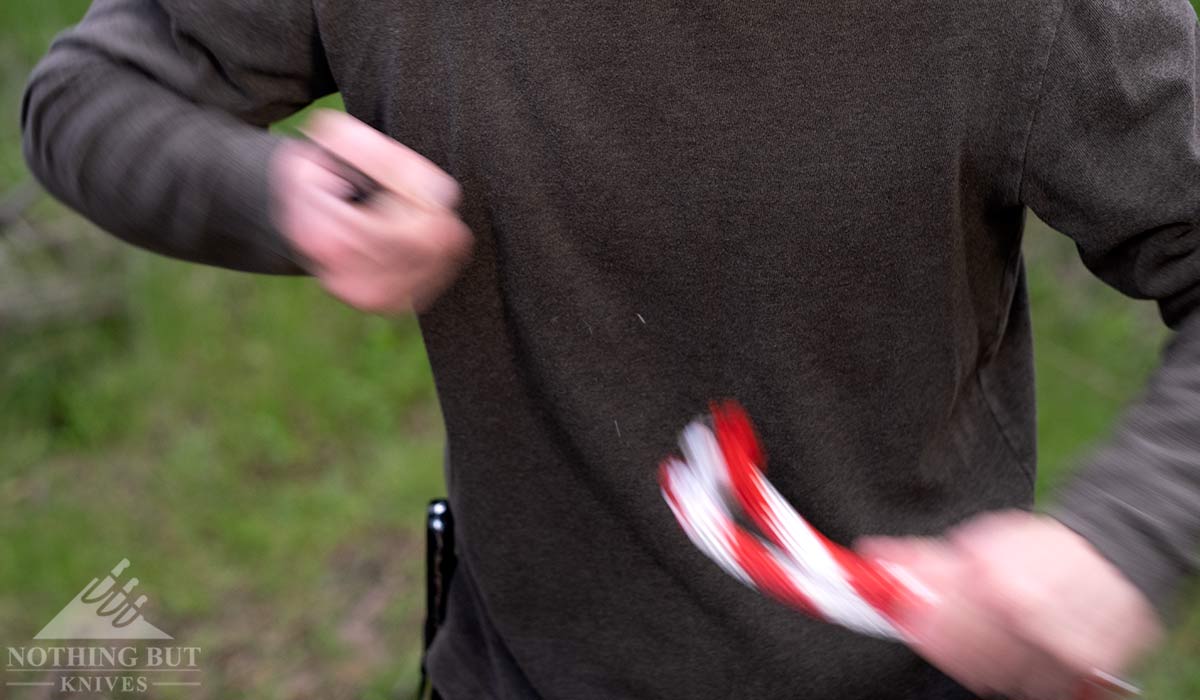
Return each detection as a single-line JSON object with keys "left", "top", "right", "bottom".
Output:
{"left": 21, "top": 1, "right": 1200, "bottom": 698}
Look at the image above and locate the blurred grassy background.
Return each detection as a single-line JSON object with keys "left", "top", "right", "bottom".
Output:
{"left": 1, "top": 1, "right": 1197, "bottom": 698}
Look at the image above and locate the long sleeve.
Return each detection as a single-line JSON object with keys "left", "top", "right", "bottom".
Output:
{"left": 20, "top": 0, "right": 336, "bottom": 273}
{"left": 1019, "top": 0, "right": 1200, "bottom": 616}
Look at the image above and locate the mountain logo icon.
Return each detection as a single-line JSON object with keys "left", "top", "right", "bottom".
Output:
{"left": 34, "top": 559, "right": 172, "bottom": 640}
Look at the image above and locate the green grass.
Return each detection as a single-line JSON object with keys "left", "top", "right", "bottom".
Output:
{"left": 1, "top": 2, "right": 1198, "bottom": 697}
{"left": 1025, "top": 226, "right": 1170, "bottom": 496}
{"left": 0, "top": 260, "right": 446, "bottom": 698}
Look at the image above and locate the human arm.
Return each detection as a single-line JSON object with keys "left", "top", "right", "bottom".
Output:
{"left": 859, "top": 0, "right": 1200, "bottom": 695}
{"left": 20, "top": 0, "right": 335, "bottom": 273}
{"left": 21, "top": 0, "right": 471, "bottom": 310}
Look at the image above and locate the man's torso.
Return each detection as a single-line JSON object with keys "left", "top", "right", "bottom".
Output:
{"left": 317, "top": 3, "right": 1056, "bottom": 697}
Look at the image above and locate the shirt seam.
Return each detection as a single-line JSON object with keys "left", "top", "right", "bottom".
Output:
{"left": 976, "top": 364, "right": 1037, "bottom": 489}
{"left": 1014, "top": 0, "right": 1073, "bottom": 204}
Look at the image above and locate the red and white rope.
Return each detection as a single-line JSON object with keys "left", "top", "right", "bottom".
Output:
{"left": 659, "top": 401, "right": 933, "bottom": 641}
{"left": 659, "top": 401, "right": 1139, "bottom": 700}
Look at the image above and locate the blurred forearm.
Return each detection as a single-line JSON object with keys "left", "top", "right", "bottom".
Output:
{"left": 20, "top": 0, "right": 334, "bottom": 273}
{"left": 1054, "top": 313, "right": 1200, "bottom": 618}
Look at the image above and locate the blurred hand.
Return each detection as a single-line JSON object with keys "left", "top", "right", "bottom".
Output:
{"left": 858, "top": 511, "right": 1162, "bottom": 700}
{"left": 270, "top": 109, "right": 471, "bottom": 313}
